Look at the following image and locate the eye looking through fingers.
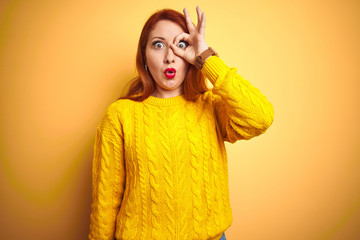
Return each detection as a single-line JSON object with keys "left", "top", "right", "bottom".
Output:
{"left": 152, "top": 40, "right": 188, "bottom": 51}
{"left": 177, "top": 40, "right": 189, "bottom": 49}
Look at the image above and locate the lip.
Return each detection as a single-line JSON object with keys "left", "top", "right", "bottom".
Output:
{"left": 164, "top": 68, "right": 176, "bottom": 79}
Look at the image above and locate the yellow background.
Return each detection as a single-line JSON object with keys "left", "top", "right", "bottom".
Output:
{"left": 1, "top": 0, "right": 359, "bottom": 239}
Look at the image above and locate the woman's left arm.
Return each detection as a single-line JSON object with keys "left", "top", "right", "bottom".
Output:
{"left": 172, "top": 6, "right": 274, "bottom": 143}
{"left": 202, "top": 56, "right": 274, "bottom": 143}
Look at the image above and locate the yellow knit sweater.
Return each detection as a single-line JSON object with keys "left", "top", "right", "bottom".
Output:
{"left": 89, "top": 56, "right": 274, "bottom": 240}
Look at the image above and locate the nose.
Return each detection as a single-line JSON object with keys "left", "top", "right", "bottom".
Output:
{"left": 164, "top": 48, "right": 175, "bottom": 64}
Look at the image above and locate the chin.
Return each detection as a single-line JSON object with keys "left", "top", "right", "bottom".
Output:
{"left": 160, "top": 80, "right": 180, "bottom": 89}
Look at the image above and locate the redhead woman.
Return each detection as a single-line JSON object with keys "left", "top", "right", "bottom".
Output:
{"left": 89, "top": 6, "right": 274, "bottom": 240}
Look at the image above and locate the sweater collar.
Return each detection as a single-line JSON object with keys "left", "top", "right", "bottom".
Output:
{"left": 143, "top": 94, "right": 187, "bottom": 106}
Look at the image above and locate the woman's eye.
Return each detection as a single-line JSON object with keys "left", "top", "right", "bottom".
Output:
{"left": 153, "top": 41, "right": 164, "bottom": 48}
{"left": 177, "top": 41, "right": 189, "bottom": 49}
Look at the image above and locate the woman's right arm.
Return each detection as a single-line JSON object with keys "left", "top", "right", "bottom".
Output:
{"left": 89, "top": 103, "right": 125, "bottom": 240}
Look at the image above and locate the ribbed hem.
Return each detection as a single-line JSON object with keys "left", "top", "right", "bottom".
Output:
{"left": 143, "top": 94, "right": 187, "bottom": 106}
{"left": 201, "top": 56, "right": 231, "bottom": 85}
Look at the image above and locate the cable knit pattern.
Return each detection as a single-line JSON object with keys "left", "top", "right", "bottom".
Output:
{"left": 89, "top": 56, "right": 274, "bottom": 240}
{"left": 209, "top": 126, "right": 222, "bottom": 231}
{"left": 135, "top": 105, "right": 148, "bottom": 240}
{"left": 201, "top": 105, "right": 213, "bottom": 236}
{"left": 144, "top": 104, "right": 161, "bottom": 239}
{"left": 185, "top": 100, "right": 203, "bottom": 238}
{"left": 173, "top": 106, "right": 191, "bottom": 240}
{"left": 157, "top": 107, "right": 176, "bottom": 236}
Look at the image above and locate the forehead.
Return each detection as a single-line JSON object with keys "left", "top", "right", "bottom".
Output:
{"left": 148, "top": 20, "right": 184, "bottom": 40}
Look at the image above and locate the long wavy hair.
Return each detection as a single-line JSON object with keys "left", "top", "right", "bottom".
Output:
{"left": 119, "top": 9, "right": 209, "bottom": 101}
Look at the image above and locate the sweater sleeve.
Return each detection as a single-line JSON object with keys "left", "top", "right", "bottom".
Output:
{"left": 202, "top": 56, "right": 274, "bottom": 143}
{"left": 89, "top": 103, "right": 126, "bottom": 240}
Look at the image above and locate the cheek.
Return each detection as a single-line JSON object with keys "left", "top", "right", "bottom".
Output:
{"left": 179, "top": 60, "right": 190, "bottom": 74}
{"left": 146, "top": 51, "right": 161, "bottom": 69}
{"left": 178, "top": 58, "right": 190, "bottom": 71}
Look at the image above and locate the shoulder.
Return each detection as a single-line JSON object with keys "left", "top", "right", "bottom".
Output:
{"left": 100, "top": 98, "right": 136, "bottom": 128}
{"left": 106, "top": 98, "right": 138, "bottom": 115}
{"left": 98, "top": 98, "right": 139, "bottom": 138}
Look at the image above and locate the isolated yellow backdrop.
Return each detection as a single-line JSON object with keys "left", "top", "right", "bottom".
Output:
{"left": 0, "top": 0, "right": 359, "bottom": 239}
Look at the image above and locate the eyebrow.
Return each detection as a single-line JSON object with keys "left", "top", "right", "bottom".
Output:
{"left": 151, "top": 37, "right": 166, "bottom": 41}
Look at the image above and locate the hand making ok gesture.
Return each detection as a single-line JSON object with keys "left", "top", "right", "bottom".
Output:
{"left": 171, "top": 6, "right": 209, "bottom": 65}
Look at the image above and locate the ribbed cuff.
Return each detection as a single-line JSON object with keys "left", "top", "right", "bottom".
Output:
{"left": 201, "top": 56, "right": 230, "bottom": 85}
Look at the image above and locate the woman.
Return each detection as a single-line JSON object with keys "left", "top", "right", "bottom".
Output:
{"left": 89, "top": 6, "right": 274, "bottom": 240}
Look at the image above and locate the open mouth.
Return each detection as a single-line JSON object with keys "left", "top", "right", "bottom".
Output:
{"left": 164, "top": 68, "right": 176, "bottom": 79}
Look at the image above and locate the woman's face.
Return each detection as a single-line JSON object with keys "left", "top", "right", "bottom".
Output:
{"left": 145, "top": 20, "right": 189, "bottom": 97}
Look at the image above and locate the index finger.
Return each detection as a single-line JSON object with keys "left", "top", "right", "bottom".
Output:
{"left": 183, "top": 8, "right": 195, "bottom": 32}
{"left": 173, "top": 32, "right": 190, "bottom": 46}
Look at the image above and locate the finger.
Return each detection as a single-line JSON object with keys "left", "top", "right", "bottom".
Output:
{"left": 173, "top": 32, "right": 190, "bottom": 46}
{"left": 170, "top": 43, "right": 185, "bottom": 58}
{"left": 199, "top": 12, "right": 206, "bottom": 36}
{"left": 183, "top": 8, "right": 195, "bottom": 32}
{"left": 196, "top": 6, "right": 202, "bottom": 27}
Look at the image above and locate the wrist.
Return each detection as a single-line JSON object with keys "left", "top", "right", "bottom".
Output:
{"left": 194, "top": 47, "right": 217, "bottom": 70}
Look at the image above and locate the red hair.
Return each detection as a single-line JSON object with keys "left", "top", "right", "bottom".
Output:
{"left": 119, "top": 9, "right": 209, "bottom": 101}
